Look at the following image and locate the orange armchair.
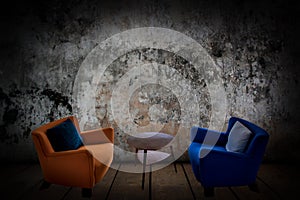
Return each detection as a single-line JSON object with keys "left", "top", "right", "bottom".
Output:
{"left": 31, "top": 116, "right": 114, "bottom": 197}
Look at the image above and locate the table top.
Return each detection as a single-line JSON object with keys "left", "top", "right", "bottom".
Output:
{"left": 127, "top": 132, "right": 174, "bottom": 150}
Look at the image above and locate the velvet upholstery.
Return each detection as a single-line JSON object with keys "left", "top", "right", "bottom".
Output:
{"left": 188, "top": 117, "right": 269, "bottom": 195}
{"left": 31, "top": 116, "right": 114, "bottom": 197}
{"left": 46, "top": 118, "right": 83, "bottom": 152}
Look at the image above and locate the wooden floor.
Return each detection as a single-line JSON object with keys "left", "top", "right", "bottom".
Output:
{"left": 0, "top": 162, "right": 298, "bottom": 200}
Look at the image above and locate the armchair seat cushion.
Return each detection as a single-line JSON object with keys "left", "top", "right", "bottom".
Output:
{"left": 46, "top": 119, "right": 83, "bottom": 152}
{"left": 90, "top": 143, "right": 114, "bottom": 183}
{"left": 86, "top": 143, "right": 114, "bottom": 167}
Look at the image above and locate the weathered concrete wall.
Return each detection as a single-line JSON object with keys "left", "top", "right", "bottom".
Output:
{"left": 0, "top": 0, "right": 299, "bottom": 162}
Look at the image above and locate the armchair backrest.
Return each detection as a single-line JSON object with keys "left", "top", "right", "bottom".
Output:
{"left": 226, "top": 117, "right": 269, "bottom": 160}
{"left": 31, "top": 116, "right": 80, "bottom": 161}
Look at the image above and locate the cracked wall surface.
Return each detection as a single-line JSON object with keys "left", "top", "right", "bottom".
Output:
{"left": 0, "top": 0, "right": 299, "bottom": 162}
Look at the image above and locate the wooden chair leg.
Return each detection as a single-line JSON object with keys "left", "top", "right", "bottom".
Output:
{"left": 249, "top": 182, "right": 260, "bottom": 192}
{"left": 204, "top": 187, "right": 214, "bottom": 197}
{"left": 39, "top": 180, "right": 51, "bottom": 190}
{"left": 82, "top": 188, "right": 92, "bottom": 198}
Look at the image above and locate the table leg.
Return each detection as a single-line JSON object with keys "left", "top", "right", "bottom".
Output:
{"left": 134, "top": 148, "right": 138, "bottom": 166}
{"left": 142, "top": 149, "right": 147, "bottom": 190}
{"left": 149, "top": 164, "right": 152, "bottom": 200}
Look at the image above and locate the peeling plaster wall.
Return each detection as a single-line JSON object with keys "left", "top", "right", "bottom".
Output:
{"left": 0, "top": 0, "right": 299, "bottom": 162}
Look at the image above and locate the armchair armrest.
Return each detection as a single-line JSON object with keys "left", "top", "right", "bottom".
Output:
{"left": 200, "top": 147, "right": 247, "bottom": 160}
{"left": 191, "top": 126, "right": 228, "bottom": 146}
{"left": 47, "top": 147, "right": 92, "bottom": 158}
{"left": 45, "top": 147, "right": 95, "bottom": 188}
{"left": 81, "top": 127, "right": 114, "bottom": 144}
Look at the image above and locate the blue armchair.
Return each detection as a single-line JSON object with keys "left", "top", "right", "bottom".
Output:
{"left": 188, "top": 117, "right": 269, "bottom": 196}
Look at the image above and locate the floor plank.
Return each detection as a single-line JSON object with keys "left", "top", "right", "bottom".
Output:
{"left": 0, "top": 162, "right": 298, "bottom": 200}
{"left": 152, "top": 163, "right": 194, "bottom": 200}
{"left": 182, "top": 163, "right": 237, "bottom": 200}
{"left": 106, "top": 163, "right": 149, "bottom": 200}
{"left": 214, "top": 187, "right": 238, "bottom": 200}
{"left": 16, "top": 164, "right": 70, "bottom": 200}
{"left": 92, "top": 168, "right": 119, "bottom": 200}
{"left": 63, "top": 166, "right": 118, "bottom": 200}
{"left": 257, "top": 163, "right": 299, "bottom": 200}
{"left": 231, "top": 182, "right": 280, "bottom": 200}
{"left": 21, "top": 184, "right": 71, "bottom": 200}
{"left": 180, "top": 163, "right": 202, "bottom": 199}
{"left": 1, "top": 164, "right": 45, "bottom": 200}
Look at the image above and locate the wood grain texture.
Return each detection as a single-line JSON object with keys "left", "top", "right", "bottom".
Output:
{"left": 1, "top": 162, "right": 294, "bottom": 200}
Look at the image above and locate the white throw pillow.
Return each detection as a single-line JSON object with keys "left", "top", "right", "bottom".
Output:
{"left": 226, "top": 121, "right": 252, "bottom": 153}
